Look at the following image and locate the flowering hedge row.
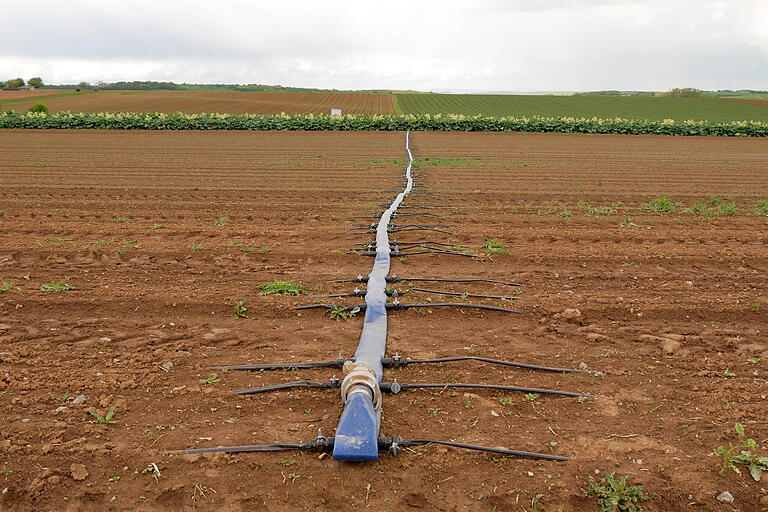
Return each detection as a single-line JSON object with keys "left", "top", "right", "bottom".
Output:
{"left": 1, "top": 111, "right": 766, "bottom": 136}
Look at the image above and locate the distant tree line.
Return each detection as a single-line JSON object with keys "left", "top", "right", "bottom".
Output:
{"left": 38, "top": 81, "right": 397, "bottom": 94}
{"left": 2, "top": 77, "right": 44, "bottom": 88}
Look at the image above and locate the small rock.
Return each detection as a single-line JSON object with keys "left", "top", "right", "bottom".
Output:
{"left": 534, "top": 493, "right": 544, "bottom": 501}
{"left": 636, "top": 459, "right": 643, "bottom": 465}
{"left": 21, "top": 418, "right": 30, "bottom": 423}
{"left": 561, "top": 308, "right": 583, "bottom": 325}
{"left": 70, "top": 463, "right": 88, "bottom": 481}
{"left": 586, "top": 333, "right": 608, "bottom": 342}
{"left": 72, "top": 395, "right": 86, "bottom": 405}
{"left": 161, "top": 362, "right": 173, "bottom": 371}
{"left": 54, "top": 406, "right": 67, "bottom": 413}
{"left": 490, "top": 410, "right": 499, "bottom": 417}
{"left": 579, "top": 362, "right": 588, "bottom": 370}
{"left": 716, "top": 491, "right": 734, "bottom": 504}
{"left": 594, "top": 469, "right": 600, "bottom": 474}
{"left": 527, "top": 471, "right": 534, "bottom": 477}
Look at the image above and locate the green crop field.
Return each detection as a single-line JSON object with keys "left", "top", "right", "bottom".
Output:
{"left": 395, "top": 94, "right": 768, "bottom": 122}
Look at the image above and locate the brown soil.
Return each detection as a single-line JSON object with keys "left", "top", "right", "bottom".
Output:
{"left": 1, "top": 91, "right": 396, "bottom": 115}
{"left": 0, "top": 130, "right": 767, "bottom": 511}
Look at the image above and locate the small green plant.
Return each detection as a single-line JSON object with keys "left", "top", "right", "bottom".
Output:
{"left": 715, "top": 202, "right": 739, "bottom": 216}
{"left": 213, "top": 216, "right": 229, "bottom": 226}
{"left": 112, "top": 214, "right": 131, "bottom": 222}
{"left": 88, "top": 409, "right": 118, "bottom": 424}
{"left": 482, "top": 238, "right": 509, "bottom": 255}
{"left": 328, "top": 306, "right": 356, "bottom": 321}
{"left": 482, "top": 238, "right": 505, "bottom": 249}
{"left": 28, "top": 103, "right": 49, "bottom": 113}
{"left": 619, "top": 217, "right": 636, "bottom": 227}
{"left": 645, "top": 195, "right": 677, "bottom": 213}
{"left": 200, "top": 372, "right": 221, "bottom": 385}
{"left": 41, "top": 279, "right": 76, "bottom": 292}
{"left": 108, "top": 476, "right": 121, "bottom": 482}
{"left": 259, "top": 280, "right": 305, "bottom": 296}
{"left": 714, "top": 423, "right": 768, "bottom": 481}
{"left": 755, "top": 199, "right": 768, "bottom": 216}
{"left": 585, "top": 472, "right": 649, "bottom": 512}
{"left": 141, "top": 463, "right": 161, "bottom": 484}
{"left": 0, "top": 280, "right": 19, "bottom": 292}
{"left": 150, "top": 223, "right": 167, "bottom": 229}
{"left": 558, "top": 209, "right": 573, "bottom": 218}
{"left": 192, "top": 238, "right": 203, "bottom": 251}
{"left": 232, "top": 300, "right": 248, "bottom": 319}
{"left": 524, "top": 393, "right": 537, "bottom": 401}
{"left": 49, "top": 391, "right": 69, "bottom": 405}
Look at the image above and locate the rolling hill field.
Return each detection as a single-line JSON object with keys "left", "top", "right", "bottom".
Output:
{"left": 395, "top": 93, "right": 768, "bottom": 122}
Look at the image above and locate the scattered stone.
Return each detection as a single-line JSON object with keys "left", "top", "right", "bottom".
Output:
{"left": 527, "top": 471, "right": 534, "bottom": 477}
{"left": 72, "top": 394, "right": 86, "bottom": 405}
{"left": 490, "top": 410, "right": 499, "bottom": 417}
{"left": 20, "top": 419, "right": 29, "bottom": 423}
{"left": 534, "top": 493, "right": 544, "bottom": 501}
{"left": 579, "top": 362, "right": 588, "bottom": 370}
{"left": 636, "top": 459, "right": 643, "bottom": 465}
{"left": 716, "top": 491, "right": 734, "bottom": 504}
{"left": 160, "top": 362, "right": 173, "bottom": 371}
{"left": 561, "top": 308, "right": 583, "bottom": 325}
{"left": 70, "top": 463, "right": 88, "bottom": 481}
{"left": 594, "top": 469, "right": 600, "bottom": 474}
{"left": 54, "top": 406, "right": 67, "bottom": 413}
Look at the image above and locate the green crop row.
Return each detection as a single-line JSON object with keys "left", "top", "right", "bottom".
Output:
{"left": 395, "top": 94, "right": 768, "bottom": 123}
{"left": 1, "top": 111, "right": 766, "bottom": 136}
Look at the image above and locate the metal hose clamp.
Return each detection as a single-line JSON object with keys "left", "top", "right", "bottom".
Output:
{"left": 340, "top": 361, "right": 382, "bottom": 411}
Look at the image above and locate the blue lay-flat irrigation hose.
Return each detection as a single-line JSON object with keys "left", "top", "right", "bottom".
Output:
{"left": 331, "top": 130, "right": 414, "bottom": 461}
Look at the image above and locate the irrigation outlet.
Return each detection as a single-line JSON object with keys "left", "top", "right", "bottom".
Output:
{"left": 181, "top": 131, "right": 599, "bottom": 461}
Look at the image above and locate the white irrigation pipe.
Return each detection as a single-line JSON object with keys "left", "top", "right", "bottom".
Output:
{"left": 332, "top": 131, "right": 414, "bottom": 460}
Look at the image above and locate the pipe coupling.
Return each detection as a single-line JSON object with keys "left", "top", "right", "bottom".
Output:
{"left": 340, "top": 360, "right": 382, "bottom": 411}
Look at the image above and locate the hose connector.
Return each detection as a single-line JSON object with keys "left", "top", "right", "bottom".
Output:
{"left": 340, "top": 360, "right": 382, "bottom": 411}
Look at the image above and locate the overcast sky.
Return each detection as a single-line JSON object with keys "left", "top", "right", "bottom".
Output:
{"left": 1, "top": 0, "right": 767, "bottom": 92}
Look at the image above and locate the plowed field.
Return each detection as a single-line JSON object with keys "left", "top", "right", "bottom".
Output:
{"left": 0, "top": 130, "right": 767, "bottom": 511}
{"left": 1, "top": 91, "right": 396, "bottom": 115}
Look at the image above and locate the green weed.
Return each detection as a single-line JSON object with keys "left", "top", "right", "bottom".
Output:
{"left": 714, "top": 423, "right": 768, "bottom": 481}
{"left": 755, "top": 199, "right": 768, "bottom": 216}
{"left": 0, "top": 280, "right": 19, "bottom": 292}
{"left": 200, "top": 372, "right": 221, "bottom": 385}
{"left": 259, "top": 280, "right": 305, "bottom": 296}
{"left": 329, "top": 306, "right": 356, "bottom": 321}
{"left": 645, "top": 195, "right": 677, "bottom": 213}
{"left": 232, "top": 300, "right": 248, "bottom": 319}
{"left": 482, "top": 238, "right": 509, "bottom": 255}
{"left": 715, "top": 203, "right": 739, "bottom": 216}
{"left": 558, "top": 209, "right": 573, "bottom": 218}
{"left": 585, "top": 473, "right": 649, "bottom": 512}
{"left": 213, "top": 217, "right": 229, "bottom": 226}
{"left": 150, "top": 223, "right": 167, "bottom": 229}
{"left": 112, "top": 214, "right": 132, "bottom": 223}
{"left": 88, "top": 409, "right": 118, "bottom": 424}
{"left": 49, "top": 391, "right": 69, "bottom": 405}
{"left": 41, "top": 279, "right": 76, "bottom": 292}
{"left": 192, "top": 238, "right": 203, "bottom": 251}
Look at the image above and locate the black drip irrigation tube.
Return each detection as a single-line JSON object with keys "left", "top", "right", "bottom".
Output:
{"left": 181, "top": 130, "right": 600, "bottom": 463}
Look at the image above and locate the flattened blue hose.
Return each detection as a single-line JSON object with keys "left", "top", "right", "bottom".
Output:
{"left": 332, "top": 131, "right": 414, "bottom": 461}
